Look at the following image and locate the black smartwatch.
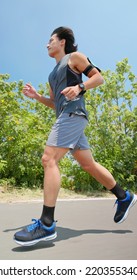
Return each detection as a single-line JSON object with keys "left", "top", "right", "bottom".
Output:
{"left": 78, "top": 83, "right": 86, "bottom": 95}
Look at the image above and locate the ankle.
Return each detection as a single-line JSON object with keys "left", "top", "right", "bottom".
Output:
{"left": 110, "top": 183, "right": 126, "bottom": 200}
{"left": 40, "top": 205, "right": 55, "bottom": 227}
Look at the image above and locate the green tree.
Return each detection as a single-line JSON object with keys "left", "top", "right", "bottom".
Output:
{"left": 84, "top": 58, "right": 137, "bottom": 190}
{"left": 60, "top": 58, "right": 137, "bottom": 192}
{"left": 0, "top": 58, "right": 137, "bottom": 192}
{"left": 0, "top": 74, "right": 55, "bottom": 187}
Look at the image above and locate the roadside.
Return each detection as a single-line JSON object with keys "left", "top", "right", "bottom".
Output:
{"left": 0, "top": 185, "right": 113, "bottom": 203}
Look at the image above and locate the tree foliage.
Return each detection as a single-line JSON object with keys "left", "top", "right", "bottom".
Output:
{"left": 0, "top": 75, "right": 55, "bottom": 187}
{"left": 0, "top": 58, "right": 137, "bottom": 192}
{"left": 85, "top": 58, "right": 137, "bottom": 190}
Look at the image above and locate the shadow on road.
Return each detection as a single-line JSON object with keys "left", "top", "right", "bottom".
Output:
{"left": 56, "top": 227, "right": 132, "bottom": 241}
{"left": 11, "top": 226, "right": 132, "bottom": 252}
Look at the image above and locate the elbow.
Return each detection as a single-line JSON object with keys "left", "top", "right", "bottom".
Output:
{"left": 99, "top": 75, "right": 104, "bottom": 85}
{"left": 95, "top": 72, "right": 104, "bottom": 86}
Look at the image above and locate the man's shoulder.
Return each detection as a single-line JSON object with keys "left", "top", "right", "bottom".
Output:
{"left": 70, "top": 51, "right": 87, "bottom": 60}
{"left": 69, "top": 52, "right": 90, "bottom": 72}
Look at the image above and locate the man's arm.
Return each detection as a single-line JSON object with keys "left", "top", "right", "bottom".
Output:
{"left": 71, "top": 52, "right": 104, "bottom": 90}
{"left": 61, "top": 52, "right": 104, "bottom": 100}
{"left": 22, "top": 83, "right": 55, "bottom": 110}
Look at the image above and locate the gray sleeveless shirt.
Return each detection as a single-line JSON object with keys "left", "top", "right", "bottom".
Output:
{"left": 48, "top": 54, "right": 88, "bottom": 119}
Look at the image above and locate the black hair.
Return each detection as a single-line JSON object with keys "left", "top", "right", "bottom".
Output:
{"left": 51, "top": 26, "right": 78, "bottom": 54}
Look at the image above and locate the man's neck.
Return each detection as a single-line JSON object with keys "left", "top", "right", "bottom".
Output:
{"left": 55, "top": 51, "right": 66, "bottom": 64}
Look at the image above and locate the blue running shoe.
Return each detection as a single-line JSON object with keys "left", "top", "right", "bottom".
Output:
{"left": 114, "top": 190, "right": 137, "bottom": 224}
{"left": 14, "top": 219, "right": 57, "bottom": 246}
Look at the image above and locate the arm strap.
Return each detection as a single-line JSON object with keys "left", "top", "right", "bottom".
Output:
{"left": 83, "top": 57, "right": 101, "bottom": 76}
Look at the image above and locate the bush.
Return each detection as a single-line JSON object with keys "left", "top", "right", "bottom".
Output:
{"left": 0, "top": 58, "right": 137, "bottom": 192}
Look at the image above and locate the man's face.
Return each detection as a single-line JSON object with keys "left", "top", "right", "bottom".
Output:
{"left": 47, "top": 34, "right": 65, "bottom": 57}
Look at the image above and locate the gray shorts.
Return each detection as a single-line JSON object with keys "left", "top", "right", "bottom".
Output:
{"left": 46, "top": 113, "right": 90, "bottom": 152}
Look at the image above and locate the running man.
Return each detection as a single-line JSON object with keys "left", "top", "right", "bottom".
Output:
{"left": 14, "top": 27, "right": 136, "bottom": 246}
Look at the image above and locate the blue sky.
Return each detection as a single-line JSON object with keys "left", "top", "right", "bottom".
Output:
{"left": 1, "top": 0, "right": 137, "bottom": 92}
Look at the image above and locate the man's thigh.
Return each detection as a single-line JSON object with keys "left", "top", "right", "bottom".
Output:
{"left": 42, "top": 145, "right": 69, "bottom": 163}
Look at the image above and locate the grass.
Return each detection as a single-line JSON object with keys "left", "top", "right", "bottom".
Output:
{"left": 0, "top": 185, "right": 113, "bottom": 203}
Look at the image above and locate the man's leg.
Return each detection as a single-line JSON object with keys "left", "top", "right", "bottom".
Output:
{"left": 73, "top": 149, "right": 116, "bottom": 189}
{"left": 14, "top": 145, "right": 69, "bottom": 246}
{"left": 73, "top": 149, "right": 136, "bottom": 223}
{"left": 40, "top": 146, "right": 69, "bottom": 225}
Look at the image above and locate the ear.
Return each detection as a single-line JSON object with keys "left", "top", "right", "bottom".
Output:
{"left": 60, "top": 39, "right": 66, "bottom": 47}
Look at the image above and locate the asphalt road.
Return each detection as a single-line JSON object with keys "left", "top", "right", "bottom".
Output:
{"left": 1, "top": 198, "right": 137, "bottom": 260}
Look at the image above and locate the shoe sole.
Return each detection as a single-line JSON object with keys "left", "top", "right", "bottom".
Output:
{"left": 14, "top": 231, "right": 57, "bottom": 246}
{"left": 116, "top": 194, "right": 137, "bottom": 224}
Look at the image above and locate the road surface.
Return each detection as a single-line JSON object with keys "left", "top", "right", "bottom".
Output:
{"left": 0, "top": 198, "right": 137, "bottom": 260}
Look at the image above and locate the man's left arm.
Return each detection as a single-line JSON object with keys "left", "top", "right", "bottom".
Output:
{"left": 61, "top": 52, "right": 104, "bottom": 100}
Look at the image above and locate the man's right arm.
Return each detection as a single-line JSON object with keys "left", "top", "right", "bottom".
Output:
{"left": 22, "top": 83, "right": 55, "bottom": 110}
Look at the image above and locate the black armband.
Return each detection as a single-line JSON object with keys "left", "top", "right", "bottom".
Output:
{"left": 83, "top": 57, "right": 101, "bottom": 76}
{"left": 83, "top": 64, "right": 94, "bottom": 76}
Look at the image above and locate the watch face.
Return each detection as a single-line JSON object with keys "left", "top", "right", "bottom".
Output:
{"left": 79, "top": 83, "right": 86, "bottom": 95}
{"left": 79, "top": 83, "right": 85, "bottom": 90}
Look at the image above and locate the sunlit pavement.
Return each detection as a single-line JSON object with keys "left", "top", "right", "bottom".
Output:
{"left": 1, "top": 198, "right": 137, "bottom": 260}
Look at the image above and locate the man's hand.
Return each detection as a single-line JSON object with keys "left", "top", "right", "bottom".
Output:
{"left": 22, "top": 83, "right": 39, "bottom": 99}
{"left": 61, "top": 85, "right": 81, "bottom": 100}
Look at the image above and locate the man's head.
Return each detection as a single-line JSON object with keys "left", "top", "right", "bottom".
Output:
{"left": 47, "top": 26, "right": 77, "bottom": 56}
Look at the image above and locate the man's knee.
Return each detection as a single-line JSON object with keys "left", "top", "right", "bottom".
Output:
{"left": 41, "top": 150, "right": 55, "bottom": 168}
{"left": 41, "top": 146, "right": 68, "bottom": 168}
{"left": 82, "top": 163, "right": 92, "bottom": 173}
{"left": 81, "top": 160, "right": 97, "bottom": 175}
